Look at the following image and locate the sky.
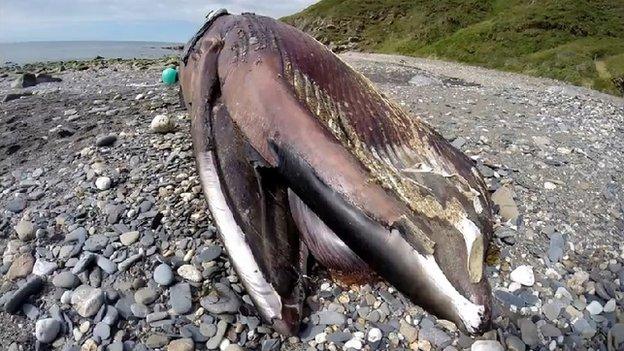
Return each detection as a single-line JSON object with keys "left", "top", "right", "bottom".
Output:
{"left": 0, "top": 0, "right": 319, "bottom": 43}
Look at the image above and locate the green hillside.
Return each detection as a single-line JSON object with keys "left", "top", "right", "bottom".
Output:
{"left": 282, "top": 0, "right": 624, "bottom": 96}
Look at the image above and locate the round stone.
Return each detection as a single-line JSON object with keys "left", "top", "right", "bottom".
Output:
{"left": 35, "top": 318, "right": 61, "bottom": 343}
{"left": 154, "top": 263, "right": 174, "bottom": 286}
{"left": 14, "top": 220, "right": 35, "bottom": 241}
{"left": 95, "top": 177, "right": 112, "bottom": 191}
{"left": 367, "top": 328, "right": 382, "bottom": 342}
{"left": 150, "top": 114, "right": 175, "bottom": 133}
{"left": 93, "top": 322, "right": 111, "bottom": 340}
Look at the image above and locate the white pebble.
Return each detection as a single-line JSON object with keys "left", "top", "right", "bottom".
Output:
{"left": 586, "top": 300, "right": 603, "bottom": 315}
{"left": 314, "top": 332, "right": 327, "bottom": 344}
{"left": 177, "top": 264, "right": 202, "bottom": 283}
{"left": 343, "top": 338, "right": 362, "bottom": 350}
{"left": 510, "top": 265, "right": 535, "bottom": 286}
{"left": 544, "top": 181, "right": 557, "bottom": 190}
{"left": 95, "top": 176, "right": 111, "bottom": 191}
{"left": 367, "top": 328, "right": 382, "bottom": 342}
{"left": 150, "top": 114, "right": 175, "bottom": 133}
{"left": 604, "top": 299, "right": 617, "bottom": 313}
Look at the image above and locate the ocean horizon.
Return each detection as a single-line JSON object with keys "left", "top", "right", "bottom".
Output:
{"left": 0, "top": 41, "right": 184, "bottom": 66}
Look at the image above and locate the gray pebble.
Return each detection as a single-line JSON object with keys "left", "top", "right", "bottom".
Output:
{"left": 52, "top": 271, "right": 79, "bottom": 289}
{"left": 169, "top": 283, "right": 192, "bottom": 315}
{"left": 94, "top": 322, "right": 111, "bottom": 340}
{"left": 35, "top": 318, "right": 61, "bottom": 343}
{"left": 154, "top": 263, "right": 174, "bottom": 286}
{"left": 131, "top": 303, "right": 149, "bottom": 318}
{"left": 96, "top": 134, "right": 118, "bottom": 147}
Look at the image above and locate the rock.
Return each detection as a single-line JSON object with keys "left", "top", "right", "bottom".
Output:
{"left": 205, "top": 320, "right": 227, "bottom": 349}
{"left": 399, "top": 320, "right": 418, "bottom": 343}
{"left": 55, "top": 126, "right": 76, "bottom": 138}
{"left": 95, "top": 255, "right": 117, "bottom": 274}
{"left": 169, "top": 283, "right": 192, "bottom": 314}
{"left": 11, "top": 73, "right": 37, "bottom": 88}
{"left": 609, "top": 324, "right": 624, "bottom": 350}
{"left": 35, "top": 73, "right": 62, "bottom": 83}
{"left": 71, "top": 285, "right": 105, "bottom": 317}
{"left": 491, "top": 185, "right": 519, "bottom": 222}
{"left": 7, "top": 253, "right": 35, "bottom": 280}
{"left": 95, "top": 177, "right": 112, "bottom": 191}
{"left": 154, "top": 263, "right": 174, "bottom": 286}
{"left": 344, "top": 337, "right": 363, "bottom": 349}
{"left": 544, "top": 181, "right": 557, "bottom": 190}
{"left": 510, "top": 265, "right": 535, "bottom": 286}
{"left": 419, "top": 327, "right": 452, "bottom": 348}
{"left": 177, "top": 264, "right": 202, "bottom": 282}
{"left": 150, "top": 114, "right": 176, "bottom": 133}
{"left": 2, "top": 91, "right": 32, "bottom": 102}
{"left": 471, "top": 340, "right": 504, "bottom": 351}
{"left": 120, "top": 231, "right": 140, "bottom": 245}
{"left": 573, "top": 318, "right": 596, "bottom": 338}
{"left": 225, "top": 345, "right": 244, "bottom": 351}
{"left": 96, "top": 134, "right": 117, "bottom": 147}
{"left": 261, "top": 339, "right": 281, "bottom": 351}
{"left": 106, "top": 342, "right": 124, "bottom": 351}
{"left": 84, "top": 234, "right": 109, "bottom": 251}
{"left": 315, "top": 332, "right": 327, "bottom": 343}
{"left": 586, "top": 300, "right": 603, "bottom": 315}
{"left": 103, "top": 306, "right": 119, "bottom": 325}
{"left": 72, "top": 253, "right": 96, "bottom": 274}
{"left": 6, "top": 195, "right": 27, "bottom": 213}
{"left": 368, "top": 328, "right": 382, "bottom": 342}
{"left": 313, "top": 310, "right": 347, "bottom": 325}
{"left": 135, "top": 287, "right": 158, "bottom": 305}
{"left": 35, "top": 318, "right": 61, "bottom": 343}
{"left": 198, "top": 246, "right": 222, "bottom": 262}
{"left": 542, "top": 301, "right": 561, "bottom": 321}
{"left": 567, "top": 270, "right": 590, "bottom": 294}
{"left": 114, "top": 295, "right": 134, "bottom": 320}
{"left": 604, "top": 299, "right": 617, "bottom": 313}
{"left": 82, "top": 339, "right": 98, "bottom": 351}
{"left": 168, "top": 338, "right": 195, "bottom": 351}
{"left": 131, "top": 303, "right": 149, "bottom": 318}
{"left": 200, "top": 283, "right": 241, "bottom": 314}
{"left": 32, "top": 259, "right": 57, "bottom": 276}
{"left": 548, "top": 233, "right": 565, "bottom": 262}
{"left": 146, "top": 311, "right": 167, "bottom": 323}
{"left": 519, "top": 319, "right": 539, "bottom": 347}
{"left": 14, "top": 220, "right": 35, "bottom": 241}
{"left": 93, "top": 322, "right": 111, "bottom": 340}
{"left": 2, "top": 276, "right": 44, "bottom": 313}
{"left": 145, "top": 334, "right": 170, "bottom": 348}
{"left": 52, "top": 271, "right": 79, "bottom": 288}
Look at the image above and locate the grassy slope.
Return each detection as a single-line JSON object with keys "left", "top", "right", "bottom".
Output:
{"left": 282, "top": 0, "right": 624, "bottom": 96}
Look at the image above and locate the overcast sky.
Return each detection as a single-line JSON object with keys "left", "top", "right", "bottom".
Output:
{"left": 0, "top": 0, "right": 318, "bottom": 43}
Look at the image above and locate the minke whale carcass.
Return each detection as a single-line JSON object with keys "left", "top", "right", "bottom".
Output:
{"left": 179, "top": 9, "right": 494, "bottom": 335}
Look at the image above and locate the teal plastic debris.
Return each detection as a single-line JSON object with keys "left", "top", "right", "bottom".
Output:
{"left": 162, "top": 67, "right": 178, "bottom": 85}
